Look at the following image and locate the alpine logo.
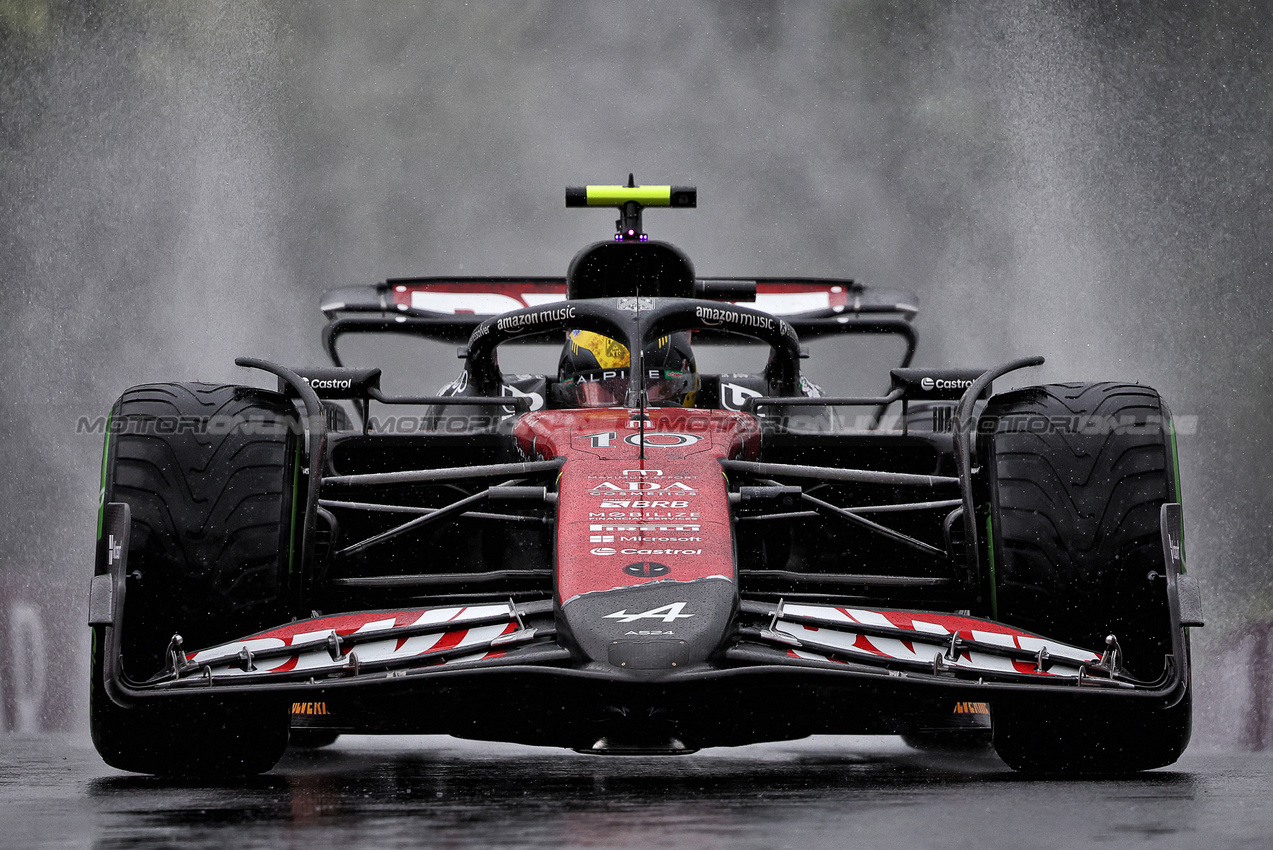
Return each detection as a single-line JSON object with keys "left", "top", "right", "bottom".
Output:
{"left": 603, "top": 602, "right": 693, "bottom": 623}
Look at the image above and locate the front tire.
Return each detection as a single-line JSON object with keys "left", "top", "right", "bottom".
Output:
{"left": 981, "top": 382, "right": 1190, "bottom": 773}
{"left": 91, "top": 382, "right": 301, "bottom": 775}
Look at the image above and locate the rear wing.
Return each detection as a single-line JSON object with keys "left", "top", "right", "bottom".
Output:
{"left": 321, "top": 277, "right": 919, "bottom": 366}
{"left": 323, "top": 277, "right": 917, "bottom": 319}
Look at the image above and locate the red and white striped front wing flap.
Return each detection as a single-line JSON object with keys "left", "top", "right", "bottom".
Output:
{"left": 186, "top": 603, "right": 517, "bottom": 679}
{"left": 776, "top": 604, "right": 1101, "bottom": 678}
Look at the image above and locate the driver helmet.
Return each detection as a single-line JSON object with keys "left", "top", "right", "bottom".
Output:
{"left": 555, "top": 330, "right": 698, "bottom": 408}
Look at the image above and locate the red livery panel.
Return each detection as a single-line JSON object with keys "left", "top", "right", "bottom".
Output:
{"left": 513, "top": 408, "right": 760, "bottom": 603}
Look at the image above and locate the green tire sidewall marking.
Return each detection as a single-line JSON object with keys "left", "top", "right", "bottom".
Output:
{"left": 96, "top": 409, "right": 113, "bottom": 540}
{"left": 90, "top": 626, "right": 103, "bottom": 715}
{"left": 1167, "top": 413, "right": 1187, "bottom": 569}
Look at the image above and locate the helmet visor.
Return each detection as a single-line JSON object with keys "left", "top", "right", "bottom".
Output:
{"left": 563, "top": 368, "right": 696, "bottom": 408}
{"left": 571, "top": 370, "right": 630, "bottom": 408}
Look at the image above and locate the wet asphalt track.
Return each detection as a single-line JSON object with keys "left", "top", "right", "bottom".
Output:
{"left": 3, "top": 736, "right": 1272, "bottom": 849}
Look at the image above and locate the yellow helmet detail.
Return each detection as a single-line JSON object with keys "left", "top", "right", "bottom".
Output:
{"left": 568, "top": 330, "right": 630, "bottom": 369}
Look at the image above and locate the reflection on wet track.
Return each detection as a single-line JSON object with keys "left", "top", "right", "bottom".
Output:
{"left": 4, "top": 735, "right": 1273, "bottom": 849}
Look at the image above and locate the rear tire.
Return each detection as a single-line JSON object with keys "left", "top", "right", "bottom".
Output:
{"left": 981, "top": 382, "right": 1190, "bottom": 773}
{"left": 91, "top": 382, "right": 301, "bottom": 775}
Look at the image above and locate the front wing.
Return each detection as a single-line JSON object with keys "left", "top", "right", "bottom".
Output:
{"left": 90, "top": 502, "right": 1200, "bottom": 742}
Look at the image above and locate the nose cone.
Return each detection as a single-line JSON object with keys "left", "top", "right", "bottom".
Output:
{"left": 511, "top": 408, "right": 759, "bottom": 677}
{"left": 560, "top": 576, "right": 736, "bottom": 676}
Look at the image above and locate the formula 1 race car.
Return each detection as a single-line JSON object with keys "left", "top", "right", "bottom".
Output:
{"left": 89, "top": 180, "right": 1203, "bottom": 775}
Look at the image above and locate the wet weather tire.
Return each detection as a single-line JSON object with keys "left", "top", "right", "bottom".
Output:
{"left": 981, "top": 382, "right": 1190, "bottom": 773}
{"left": 90, "top": 382, "right": 301, "bottom": 775}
